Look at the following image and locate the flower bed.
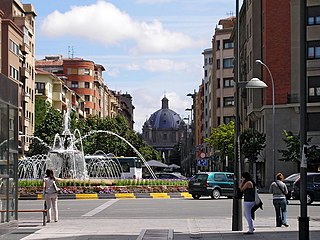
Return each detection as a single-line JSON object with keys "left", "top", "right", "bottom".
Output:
{"left": 18, "top": 179, "right": 188, "bottom": 195}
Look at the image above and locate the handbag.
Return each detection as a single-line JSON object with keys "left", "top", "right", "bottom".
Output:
{"left": 255, "top": 187, "right": 263, "bottom": 206}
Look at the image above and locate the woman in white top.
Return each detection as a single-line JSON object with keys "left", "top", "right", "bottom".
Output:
{"left": 269, "top": 172, "right": 289, "bottom": 227}
{"left": 43, "top": 169, "right": 60, "bottom": 223}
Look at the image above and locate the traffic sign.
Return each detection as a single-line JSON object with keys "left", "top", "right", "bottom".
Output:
{"left": 197, "top": 159, "right": 208, "bottom": 166}
{"left": 200, "top": 152, "right": 206, "bottom": 158}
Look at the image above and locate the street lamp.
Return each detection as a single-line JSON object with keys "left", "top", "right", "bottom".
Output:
{"left": 255, "top": 59, "right": 276, "bottom": 180}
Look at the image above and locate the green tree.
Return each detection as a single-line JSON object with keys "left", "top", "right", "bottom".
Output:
{"left": 240, "top": 128, "right": 266, "bottom": 163}
{"left": 28, "top": 107, "right": 63, "bottom": 156}
{"left": 204, "top": 121, "right": 235, "bottom": 159}
{"left": 34, "top": 99, "right": 51, "bottom": 129}
{"left": 278, "top": 130, "right": 306, "bottom": 162}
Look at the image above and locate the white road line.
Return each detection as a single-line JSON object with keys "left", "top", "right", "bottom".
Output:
{"left": 82, "top": 199, "right": 119, "bottom": 217}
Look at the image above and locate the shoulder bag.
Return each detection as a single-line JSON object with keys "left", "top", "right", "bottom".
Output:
{"left": 275, "top": 181, "right": 289, "bottom": 201}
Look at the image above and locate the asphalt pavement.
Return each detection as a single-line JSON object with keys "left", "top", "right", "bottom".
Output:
{"left": 1, "top": 195, "right": 320, "bottom": 240}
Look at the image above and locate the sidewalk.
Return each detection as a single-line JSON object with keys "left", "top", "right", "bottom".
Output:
{"left": 2, "top": 215, "right": 320, "bottom": 239}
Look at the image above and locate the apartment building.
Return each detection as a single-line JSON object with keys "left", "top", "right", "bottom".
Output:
{"left": 209, "top": 17, "right": 235, "bottom": 171}
{"left": 237, "top": 0, "right": 320, "bottom": 186}
{"left": 291, "top": 0, "right": 320, "bottom": 170}
{"left": 36, "top": 56, "right": 120, "bottom": 119}
{"left": 0, "top": 0, "right": 36, "bottom": 232}
{"left": 35, "top": 68, "right": 85, "bottom": 118}
{"left": 0, "top": 0, "right": 36, "bottom": 155}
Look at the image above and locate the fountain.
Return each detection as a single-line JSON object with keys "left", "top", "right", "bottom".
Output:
{"left": 19, "top": 105, "right": 156, "bottom": 180}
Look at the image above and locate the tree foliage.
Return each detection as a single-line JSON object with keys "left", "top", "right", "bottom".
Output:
{"left": 240, "top": 128, "right": 266, "bottom": 163}
{"left": 278, "top": 130, "right": 307, "bottom": 162}
{"left": 28, "top": 107, "right": 63, "bottom": 156}
{"left": 204, "top": 121, "right": 235, "bottom": 159}
{"left": 30, "top": 105, "right": 160, "bottom": 161}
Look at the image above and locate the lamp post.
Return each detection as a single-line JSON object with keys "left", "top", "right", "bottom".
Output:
{"left": 255, "top": 59, "right": 276, "bottom": 180}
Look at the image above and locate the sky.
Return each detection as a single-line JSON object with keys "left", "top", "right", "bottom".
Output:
{"left": 26, "top": 0, "right": 236, "bottom": 132}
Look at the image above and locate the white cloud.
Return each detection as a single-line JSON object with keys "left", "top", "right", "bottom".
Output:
{"left": 143, "top": 59, "right": 188, "bottom": 72}
{"left": 40, "top": 1, "right": 204, "bottom": 54}
{"left": 125, "top": 64, "right": 140, "bottom": 71}
{"left": 107, "top": 68, "right": 120, "bottom": 77}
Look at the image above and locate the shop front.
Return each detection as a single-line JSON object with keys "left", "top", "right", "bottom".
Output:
{"left": 0, "top": 74, "right": 19, "bottom": 234}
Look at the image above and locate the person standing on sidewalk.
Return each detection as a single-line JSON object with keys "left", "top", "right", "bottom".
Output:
{"left": 240, "top": 172, "right": 255, "bottom": 235}
{"left": 269, "top": 172, "right": 289, "bottom": 227}
{"left": 43, "top": 169, "right": 60, "bottom": 223}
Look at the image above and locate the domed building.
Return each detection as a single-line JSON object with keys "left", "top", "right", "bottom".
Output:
{"left": 142, "top": 96, "right": 186, "bottom": 164}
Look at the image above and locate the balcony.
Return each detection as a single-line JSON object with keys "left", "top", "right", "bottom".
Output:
{"left": 21, "top": 66, "right": 30, "bottom": 79}
{"left": 52, "top": 92, "right": 62, "bottom": 101}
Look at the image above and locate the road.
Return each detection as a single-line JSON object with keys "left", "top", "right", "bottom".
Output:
{"left": 4, "top": 194, "right": 320, "bottom": 240}
{"left": 18, "top": 194, "right": 320, "bottom": 221}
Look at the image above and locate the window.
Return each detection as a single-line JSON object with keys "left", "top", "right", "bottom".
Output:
{"left": 217, "top": 78, "right": 220, "bottom": 88}
{"left": 216, "top": 40, "right": 220, "bottom": 50}
{"left": 308, "top": 76, "right": 320, "bottom": 103}
{"left": 35, "top": 82, "right": 45, "bottom": 91}
{"left": 209, "top": 57, "right": 213, "bottom": 65}
{"left": 308, "top": 113, "right": 320, "bottom": 131}
{"left": 214, "top": 173, "right": 226, "bottom": 182}
{"left": 217, "top": 97, "right": 221, "bottom": 107}
{"left": 9, "top": 40, "right": 19, "bottom": 55}
{"left": 223, "top": 97, "right": 234, "bottom": 107}
{"left": 71, "top": 81, "right": 79, "bottom": 88}
{"left": 223, "top": 116, "right": 234, "bottom": 124}
{"left": 85, "top": 95, "right": 90, "bottom": 101}
{"left": 205, "top": 70, "right": 208, "bottom": 77}
{"left": 85, "top": 82, "right": 90, "bottom": 88}
{"left": 223, "top": 58, "right": 234, "bottom": 68}
{"left": 307, "top": 41, "right": 320, "bottom": 59}
{"left": 9, "top": 66, "right": 19, "bottom": 81}
{"left": 163, "top": 133, "right": 167, "bottom": 140}
{"left": 67, "top": 68, "right": 78, "bottom": 74}
{"left": 223, "top": 78, "right": 234, "bottom": 88}
{"left": 204, "top": 58, "right": 208, "bottom": 65}
{"left": 307, "top": 6, "right": 320, "bottom": 25}
{"left": 223, "top": 40, "right": 234, "bottom": 49}
{"left": 216, "top": 59, "right": 220, "bottom": 69}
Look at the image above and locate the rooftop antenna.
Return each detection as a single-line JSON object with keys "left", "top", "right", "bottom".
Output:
{"left": 227, "top": 11, "right": 234, "bottom": 17}
{"left": 71, "top": 46, "right": 74, "bottom": 59}
{"left": 68, "top": 46, "right": 71, "bottom": 58}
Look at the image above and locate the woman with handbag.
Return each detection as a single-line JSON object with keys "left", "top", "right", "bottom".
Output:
{"left": 269, "top": 172, "right": 289, "bottom": 227}
{"left": 240, "top": 172, "right": 256, "bottom": 235}
{"left": 43, "top": 169, "right": 60, "bottom": 223}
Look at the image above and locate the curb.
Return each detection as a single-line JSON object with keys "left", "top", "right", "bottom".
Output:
{"left": 19, "top": 192, "right": 193, "bottom": 200}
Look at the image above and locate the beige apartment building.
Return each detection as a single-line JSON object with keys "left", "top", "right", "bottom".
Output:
{"left": 35, "top": 68, "right": 85, "bottom": 118}
{"left": 209, "top": 17, "right": 235, "bottom": 171}
{"left": 0, "top": 0, "right": 36, "bottom": 155}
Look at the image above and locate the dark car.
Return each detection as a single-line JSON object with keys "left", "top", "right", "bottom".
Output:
{"left": 291, "top": 172, "right": 320, "bottom": 204}
{"left": 283, "top": 173, "right": 300, "bottom": 199}
{"left": 155, "top": 173, "right": 187, "bottom": 180}
{"left": 188, "top": 172, "right": 234, "bottom": 199}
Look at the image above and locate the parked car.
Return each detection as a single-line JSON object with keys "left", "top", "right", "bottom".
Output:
{"left": 155, "top": 173, "right": 187, "bottom": 180}
{"left": 188, "top": 172, "right": 234, "bottom": 199}
{"left": 291, "top": 172, "right": 320, "bottom": 204}
{"left": 283, "top": 173, "right": 300, "bottom": 199}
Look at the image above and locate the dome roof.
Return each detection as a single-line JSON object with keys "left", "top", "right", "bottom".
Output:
{"left": 147, "top": 96, "right": 182, "bottom": 129}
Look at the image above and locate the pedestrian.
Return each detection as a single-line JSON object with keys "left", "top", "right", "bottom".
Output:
{"left": 269, "top": 172, "right": 289, "bottom": 227}
{"left": 43, "top": 169, "right": 60, "bottom": 223}
{"left": 240, "top": 172, "right": 255, "bottom": 235}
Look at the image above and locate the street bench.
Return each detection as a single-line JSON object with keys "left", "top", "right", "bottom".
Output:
{"left": 136, "top": 229, "right": 174, "bottom": 240}
{"left": 0, "top": 209, "right": 48, "bottom": 226}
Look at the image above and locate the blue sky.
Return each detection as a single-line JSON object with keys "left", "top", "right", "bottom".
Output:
{"left": 26, "top": 0, "right": 236, "bottom": 132}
